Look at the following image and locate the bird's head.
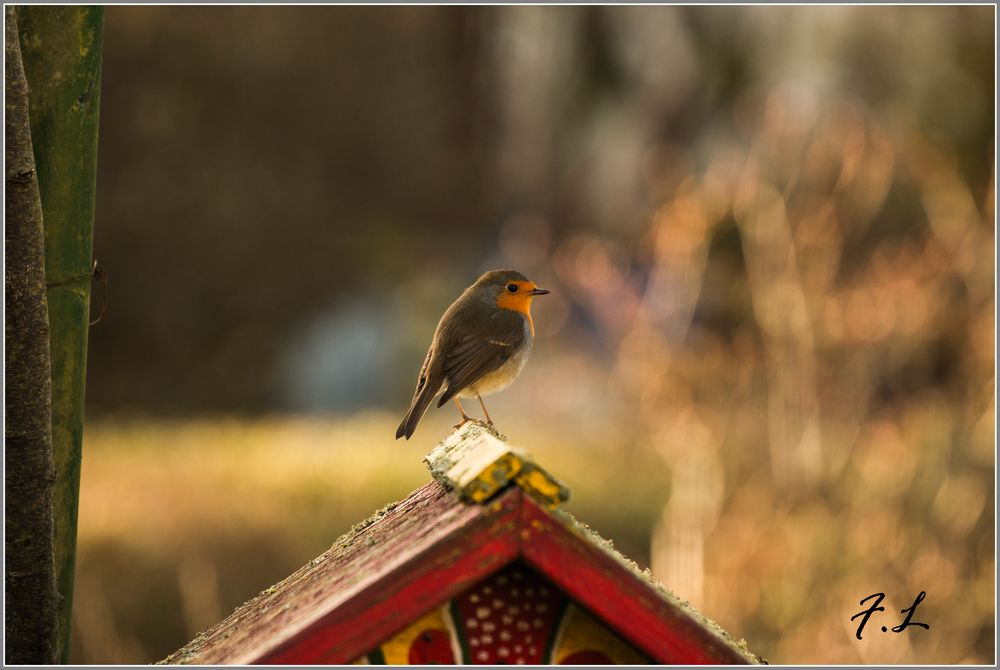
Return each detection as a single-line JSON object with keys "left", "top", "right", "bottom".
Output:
{"left": 474, "top": 269, "right": 550, "bottom": 316}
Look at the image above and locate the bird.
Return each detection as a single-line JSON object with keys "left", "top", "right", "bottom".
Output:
{"left": 395, "top": 269, "right": 549, "bottom": 440}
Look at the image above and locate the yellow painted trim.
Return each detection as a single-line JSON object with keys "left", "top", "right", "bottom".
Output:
{"left": 379, "top": 605, "right": 453, "bottom": 664}
{"left": 551, "top": 603, "right": 649, "bottom": 664}
{"left": 515, "top": 464, "right": 569, "bottom": 508}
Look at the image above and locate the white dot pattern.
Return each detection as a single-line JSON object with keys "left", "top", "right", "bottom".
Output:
{"left": 453, "top": 564, "right": 566, "bottom": 664}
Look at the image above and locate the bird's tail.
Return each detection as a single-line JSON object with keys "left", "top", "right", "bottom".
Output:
{"left": 395, "top": 378, "right": 440, "bottom": 440}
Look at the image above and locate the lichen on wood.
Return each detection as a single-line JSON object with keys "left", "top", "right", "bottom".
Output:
{"left": 424, "top": 422, "right": 570, "bottom": 508}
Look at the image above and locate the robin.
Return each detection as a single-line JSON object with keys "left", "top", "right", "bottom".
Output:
{"left": 395, "top": 269, "right": 550, "bottom": 440}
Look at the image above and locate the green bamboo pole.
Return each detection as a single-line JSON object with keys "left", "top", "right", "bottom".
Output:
{"left": 16, "top": 7, "right": 103, "bottom": 662}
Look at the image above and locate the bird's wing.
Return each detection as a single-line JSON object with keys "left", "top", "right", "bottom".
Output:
{"left": 437, "top": 325, "right": 526, "bottom": 406}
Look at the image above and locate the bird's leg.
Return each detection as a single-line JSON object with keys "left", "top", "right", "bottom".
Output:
{"left": 452, "top": 398, "right": 473, "bottom": 429}
{"left": 476, "top": 393, "right": 495, "bottom": 427}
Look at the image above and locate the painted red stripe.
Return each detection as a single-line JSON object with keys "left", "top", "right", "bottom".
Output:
{"left": 519, "top": 495, "right": 751, "bottom": 665}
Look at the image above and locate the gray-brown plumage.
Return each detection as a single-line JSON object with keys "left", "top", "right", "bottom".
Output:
{"left": 396, "top": 269, "right": 549, "bottom": 440}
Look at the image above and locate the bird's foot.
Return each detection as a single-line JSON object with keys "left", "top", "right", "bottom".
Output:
{"left": 453, "top": 415, "right": 473, "bottom": 430}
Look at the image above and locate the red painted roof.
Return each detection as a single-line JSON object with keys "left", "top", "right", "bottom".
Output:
{"left": 162, "top": 480, "right": 761, "bottom": 665}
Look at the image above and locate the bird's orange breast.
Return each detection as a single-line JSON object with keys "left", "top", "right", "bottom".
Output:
{"left": 496, "top": 281, "right": 537, "bottom": 336}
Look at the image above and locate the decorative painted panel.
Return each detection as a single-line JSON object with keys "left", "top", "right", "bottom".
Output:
{"left": 356, "top": 562, "right": 649, "bottom": 664}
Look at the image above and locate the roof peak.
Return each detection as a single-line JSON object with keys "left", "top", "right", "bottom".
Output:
{"left": 423, "top": 421, "right": 570, "bottom": 509}
{"left": 161, "top": 423, "right": 764, "bottom": 665}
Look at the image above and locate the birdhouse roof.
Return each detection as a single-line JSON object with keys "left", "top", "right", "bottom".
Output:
{"left": 161, "top": 424, "right": 762, "bottom": 665}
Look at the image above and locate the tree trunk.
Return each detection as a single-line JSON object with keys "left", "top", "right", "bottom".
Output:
{"left": 4, "top": 6, "right": 59, "bottom": 664}
{"left": 15, "top": 6, "right": 104, "bottom": 662}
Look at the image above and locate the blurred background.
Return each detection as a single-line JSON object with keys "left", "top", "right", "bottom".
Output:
{"left": 75, "top": 5, "right": 993, "bottom": 664}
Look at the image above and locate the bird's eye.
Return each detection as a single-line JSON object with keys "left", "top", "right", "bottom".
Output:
{"left": 506, "top": 283, "right": 518, "bottom": 293}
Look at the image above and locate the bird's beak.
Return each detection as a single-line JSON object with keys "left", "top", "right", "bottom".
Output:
{"left": 528, "top": 287, "right": 550, "bottom": 296}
